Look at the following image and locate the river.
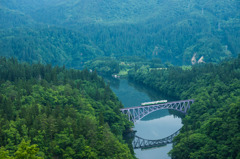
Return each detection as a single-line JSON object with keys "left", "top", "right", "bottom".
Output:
{"left": 104, "top": 77, "right": 183, "bottom": 159}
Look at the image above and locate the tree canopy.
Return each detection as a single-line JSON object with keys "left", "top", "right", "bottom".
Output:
{"left": 0, "top": 57, "right": 135, "bottom": 159}
{"left": 128, "top": 55, "right": 240, "bottom": 158}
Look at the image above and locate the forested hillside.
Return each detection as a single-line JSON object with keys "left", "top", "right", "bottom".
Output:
{"left": 128, "top": 56, "right": 240, "bottom": 158}
{"left": 0, "top": 27, "right": 103, "bottom": 69}
{"left": 0, "top": 0, "right": 239, "bottom": 65}
{"left": 0, "top": 1, "right": 240, "bottom": 157}
{"left": 0, "top": 57, "right": 134, "bottom": 159}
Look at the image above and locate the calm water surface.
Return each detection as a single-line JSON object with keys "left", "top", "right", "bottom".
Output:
{"left": 105, "top": 77, "right": 183, "bottom": 159}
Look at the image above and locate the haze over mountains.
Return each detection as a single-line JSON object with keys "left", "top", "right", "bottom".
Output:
{"left": 0, "top": 0, "right": 239, "bottom": 67}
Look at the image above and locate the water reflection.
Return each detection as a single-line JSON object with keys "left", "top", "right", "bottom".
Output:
{"left": 133, "top": 128, "right": 180, "bottom": 149}
{"left": 134, "top": 113, "right": 182, "bottom": 140}
{"left": 133, "top": 113, "right": 182, "bottom": 159}
{"left": 127, "top": 80, "right": 178, "bottom": 102}
{"left": 103, "top": 76, "right": 183, "bottom": 159}
{"left": 103, "top": 75, "right": 120, "bottom": 89}
{"left": 135, "top": 144, "right": 173, "bottom": 159}
{"left": 104, "top": 77, "right": 176, "bottom": 107}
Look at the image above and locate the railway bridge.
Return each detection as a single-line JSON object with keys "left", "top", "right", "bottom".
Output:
{"left": 120, "top": 99, "right": 194, "bottom": 123}
{"left": 120, "top": 99, "right": 194, "bottom": 149}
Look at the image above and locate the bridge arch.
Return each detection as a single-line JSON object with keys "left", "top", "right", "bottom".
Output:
{"left": 120, "top": 99, "right": 194, "bottom": 123}
{"left": 133, "top": 129, "right": 180, "bottom": 149}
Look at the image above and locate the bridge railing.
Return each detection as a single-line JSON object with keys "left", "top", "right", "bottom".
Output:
{"left": 120, "top": 99, "right": 194, "bottom": 122}
{"left": 121, "top": 100, "right": 194, "bottom": 149}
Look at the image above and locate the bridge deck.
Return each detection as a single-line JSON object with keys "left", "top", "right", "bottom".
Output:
{"left": 120, "top": 99, "right": 194, "bottom": 123}
{"left": 121, "top": 99, "right": 194, "bottom": 149}
{"left": 120, "top": 99, "right": 194, "bottom": 110}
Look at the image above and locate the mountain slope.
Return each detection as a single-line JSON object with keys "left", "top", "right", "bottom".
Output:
{"left": 0, "top": 27, "right": 104, "bottom": 68}
{"left": 128, "top": 56, "right": 240, "bottom": 158}
{"left": 0, "top": 0, "right": 239, "bottom": 65}
{"left": 0, "top": 57, "right": 135, "bottom": 158}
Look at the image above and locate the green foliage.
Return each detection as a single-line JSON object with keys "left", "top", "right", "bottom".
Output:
{"left": 0, "top": 147, "right": 13, "bottom": 159}
{"left": 128, "top": 56, "right": 240, "bottom": 158}
{"left": 86, "top": 56, "right": 166, "bottom": 77}
{"left": 0, "top": 28, "right": 103, "bottom": 69}
{"left": 85, "top": 58, "right": 120, "bottom": 75}
{"left": 0, "top": 139, "right": 43, "bottom": 159}
{"left": 14, "top": 139, "right": 43, "bottom": 159}
{"left": 0, "top": 57, "right": 134, "bottom": 159}
{"left": 0, "top": 0, "right": 240, "bottom": 65}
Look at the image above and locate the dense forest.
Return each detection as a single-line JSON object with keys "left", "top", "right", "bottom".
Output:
{"left": 0, "top": 57, "right": 135, "bottom": 159}
{"left": 128, "top": 56, "right": 240, "bottom": 158}
{"left": 0, "top": 0, "right": 240, "bottom": 66}
{"left": 0, "top": 27, "right": 103, "bottom": 69}
{"left": 0, "top": 0, "right": 240, "bottom": 158}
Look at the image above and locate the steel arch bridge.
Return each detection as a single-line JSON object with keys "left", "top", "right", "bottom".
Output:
{"left": 120, "top": 99, "right": 194, "bottom": 123}
{"left": 133, "top": 129, "right": 180, "bottom": 149}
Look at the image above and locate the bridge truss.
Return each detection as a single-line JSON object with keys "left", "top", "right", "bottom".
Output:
{"left": 133, "top": 129, "right": 180, "bottom": 149}
{"left": 120, "top": 99, "right": 194, "bottom": 123}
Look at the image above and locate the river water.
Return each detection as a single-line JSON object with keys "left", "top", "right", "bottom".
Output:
{"left": 105, "top": 77, "right": 183, "bottom": 159}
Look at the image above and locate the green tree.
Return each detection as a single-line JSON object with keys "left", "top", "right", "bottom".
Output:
{"left": 14, "top": 139, "right": 43, "bottom": 159}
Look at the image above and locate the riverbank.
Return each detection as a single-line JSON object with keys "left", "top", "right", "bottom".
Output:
{"left": 105, "top": 77, "right": 183, "bottom": 159}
